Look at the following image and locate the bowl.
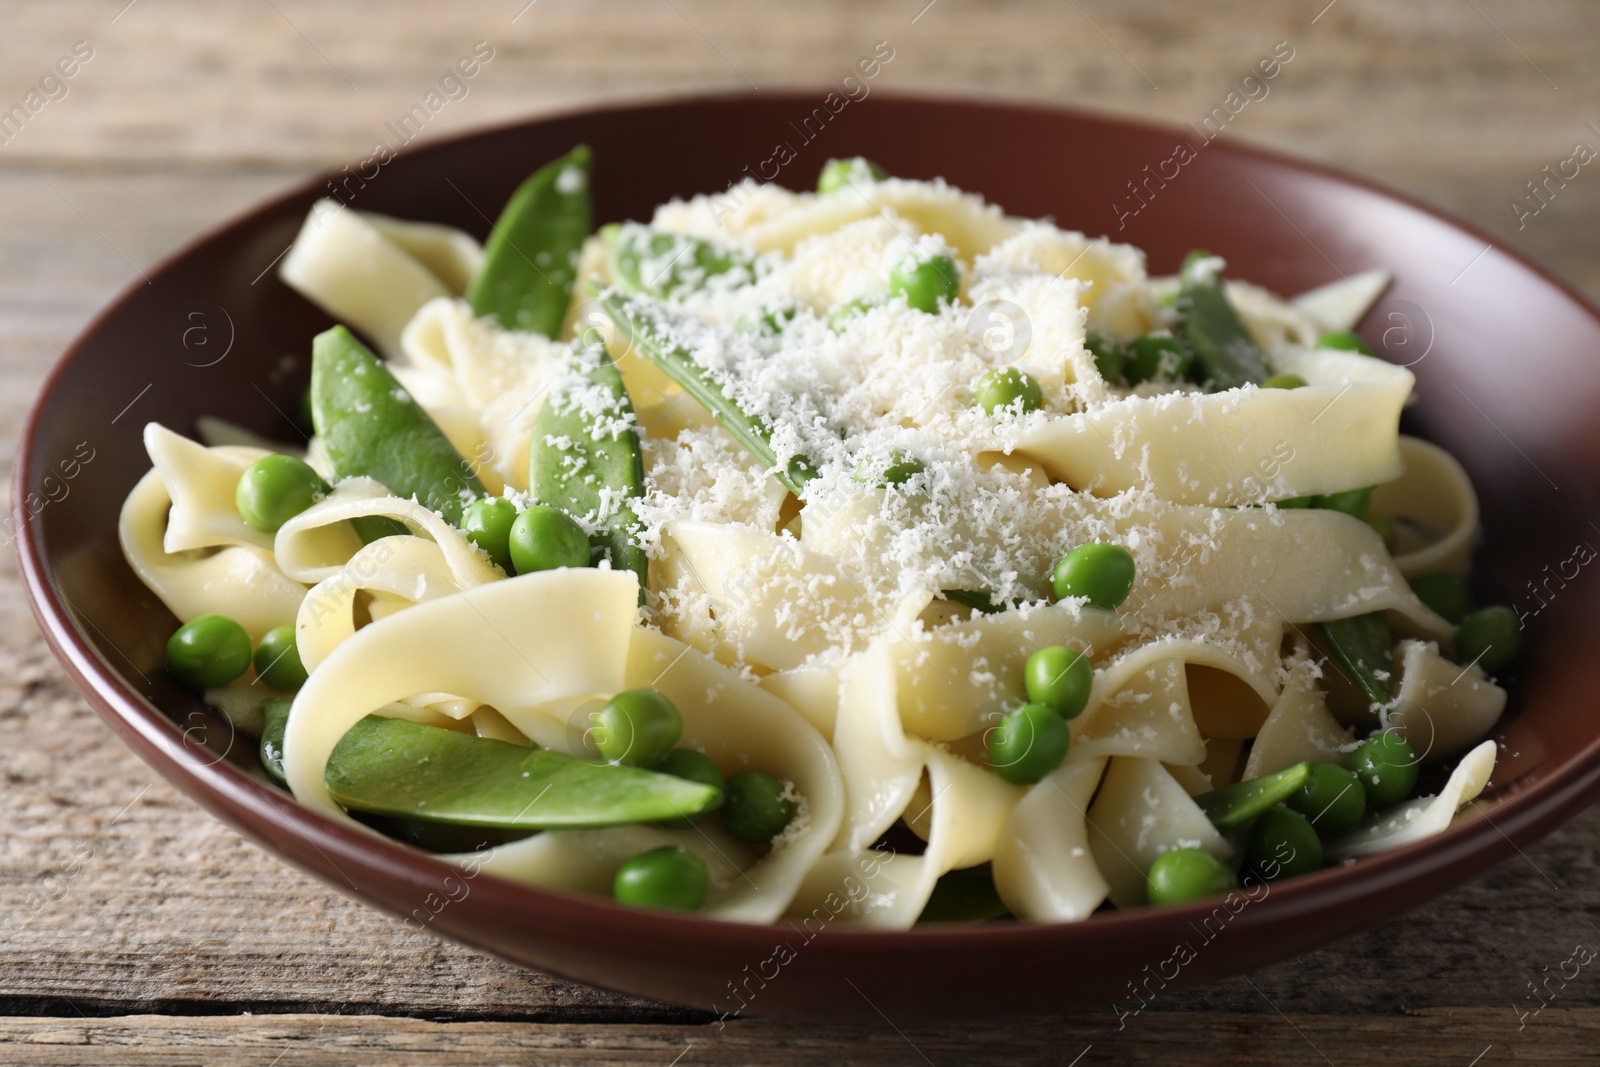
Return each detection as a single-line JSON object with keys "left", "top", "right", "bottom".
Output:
{"left": 17, "top": 93, "right": 1600, "bottom": 1023}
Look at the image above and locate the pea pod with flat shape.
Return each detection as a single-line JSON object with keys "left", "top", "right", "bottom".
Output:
{"left": 528, "top": 344, "right": 647, "bottom": 592}
{"left": 1177, "top": 250, "right": 1271, "bottom": 391}
{"left": 603, "top": 295, "right": 816, "bottom": 496}
{"left": 1194, "top": 761, "right": 1310, "bottom": 829}
{"left": 1317, "top": 612, "right": 1395, "bottom": 707}
{"left": 324, "top": 716, "right": 721, "bottom": 830}
{"left": 311, "top": 325, "right": 485, "bottom": 526}
{"left": 465, "top": 145, "right": 592, "bottom": 337}
{"left": 603, "top": 222, "right": 755, "bottom": 299}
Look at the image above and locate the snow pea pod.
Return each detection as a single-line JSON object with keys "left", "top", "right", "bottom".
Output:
{"left": 603, "top": 295, "right": 817, "bottom": 496}
{"left": 603, "top": 222, "right": 755, "bottom": 299}
{"left": 1177, "top": 250, "right": 1271, "bottom": 391}
{"left": 1195, "top": 761, "right": 1311, "bottom": 829}
{"left": 323, "top": 716, "right": 721, "bottom": 830}
{"left": 465, "top": 145, "right": 592, "bottom": 337}
{"left": 528, "top": 343, "right": 648, "bottom": 593}
{"left": 1317, "top": 612, "right": 1395, "bottom": 707}
{"left": 311, "top": 325, "right": 485, "bottom": 526}
{"left": 259, "top": 697, "right": 292, "bottom": 784}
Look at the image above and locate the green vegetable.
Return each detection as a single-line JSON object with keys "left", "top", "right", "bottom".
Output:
{"left": 613, "top": 845, "right": 709, "bottom": 910}
{"left": 986, "top": 703, "right": 1071, "bottom": 785}
{"left": 655, "top": 748, "right": 724, "bottom": 828}
{"left": 1316, "top": 329, "right": 1375, "bottom": 356}
{"left": 818, "top": 157, "right": 888, "bottom": 193}
{"left": 508, "top": 504, "right": 590, "bottom": 574}
{"left": 828, "top": 297, "right": 879, "bottom": 331}
{"left": 325, "top": 716, "right": 720, "bottom": 829}
{"left": 592, "top": 688, "right": 683, "bottom": 767}
{"left": 1345, "top": 732, "right": 1419, "bottom": 808}
{"left": 721, "top": 771, "right": 794, "bottom": 842}
{"left": 465, "top": 145, "right": 591, "bottom": 337}
{"left": 1365, "top": 515, "right": 1399, "bottom": 554}
{"left": 604, "top": 296, "right": 816, "bottom": 496}
{"left": 1194, "top": 762, "right": 1310, "bottom": 830}
{"left": 853, "top": 451, "right": 925, "bottom": 488}
{"left": 528, "top": 346, "right": 648, "bottom": 589}
{"left": 1277, "top": 495, "right": 1315, "bottom": 509}
{"left": 604, "top": 222, "right": 753, "bottom": 299}
{"left": 1456, "top": 605, "right": 1522, "bottom": 675}
{"left": 1316, "top": 612, "right": 1394, "bottom": 706}
{"left": 1245, "top": 808, "right": 1323, "bottom": 880}
{"left": 259, "top": 697, "right": 292, "bottom": 784}
{"left": 311, "top": 326, "right": 484, "bottom": 526}
{"left": 973, "top": 367, "right": 1043, "bottom": 415}
{"left": 1146, "top": 848, "right": 1238, "bottom": 906}
{"left": 253, "top": 625, "right": 308, "bottom": 691}
{"left": 461, "top": 497, "right": 518, "bottom": 573}
{"left": 1287, "top": 762, "right": 1366, "bottom": 835}
{"left": 1085, "top": 333, "right": 1125, "bottom": 384}
{"left": 917, "top": 867, "right": 1011, "bottom": 923}
{"left": 1410, "top": 573, "right": 1472, "bottom": 625}
{"left": 1261, "top": 373, "right": 1307, "bottom": 390}
{"left": 889, "top": 253, "right": 961, "bottom": 313}
{"left": 235, "top": 454, "right": 327, "bottom": 533}
{"left": 1051, "top": 542, "right": 1136, "bottom": 610}
{"left": 1312, "top": 486, "right": 1373, "bottom": 519}
{"left": 1177, "top": 250, "right": 1271, "bottom": 390}
{"left": 1124, "top": 333, "right": 1192, "bottom": 384}
{"left": 166, "top": 614, "right": 252, "bottom": 689}
{"left": 1023, "top": 646, "right": 1092, "bottom": 719}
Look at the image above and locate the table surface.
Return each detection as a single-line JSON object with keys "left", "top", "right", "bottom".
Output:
{"left": 5, "top": 1, "right": 1600, "bottom": 1063}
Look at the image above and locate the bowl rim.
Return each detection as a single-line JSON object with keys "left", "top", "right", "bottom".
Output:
{"left": 16, "top": 89, "right": 1600, "bottom": 958}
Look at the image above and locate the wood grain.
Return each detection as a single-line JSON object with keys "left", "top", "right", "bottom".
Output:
{"left": 4, "top": 0, "right": 1600, "bottom": 1062}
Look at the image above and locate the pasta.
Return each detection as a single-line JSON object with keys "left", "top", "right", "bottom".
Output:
{"left": 120, "top": 149, "right": 1516, "bottom": 926}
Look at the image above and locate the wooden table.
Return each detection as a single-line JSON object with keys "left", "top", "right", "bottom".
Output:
{"left": 4, "top": 1, "right": 1598, "bottom": 1062}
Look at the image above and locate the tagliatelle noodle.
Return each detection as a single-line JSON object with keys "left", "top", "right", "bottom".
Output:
{"left": 992, "top": 755, "right": 1110, "bottom": 922}
{"left": 1387, "top": 639, "right": 1507, "bottom": 762}
{"left": 1087, "top": 756, "right": 1234, "bottom": 909}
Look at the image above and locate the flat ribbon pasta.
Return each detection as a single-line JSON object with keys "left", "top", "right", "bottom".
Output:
{"left": 1372, "top": 436, "right": 1480, "bottom": 579}
{"left": 454, "top": 627, "right": 843, "bottom": 924}
{"left": 1087, "top": 756, "right": 1234, "bottom": 909}
{"left": 1327, "top": 740, "right": 1497, "bottom": 860}
{"left": 1387, "top": 639, "right": 1506, "bottom": 762}
{"left": 1014, "top": 350, "right": 1413, "bottom": 505}
{"left": 992, "top": 755, "right": 1110, "bottom": 922}
{"left": 119, "top": 430, "right": 305, "bottom": 638}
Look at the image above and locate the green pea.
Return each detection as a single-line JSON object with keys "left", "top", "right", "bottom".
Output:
{"left": 253, "top": 624, "right": 308, "bottom": 691}
{"left": 1364, "top": 514, "right": 1398, "bottom": 554}
{"left": 235, "top": 454, "right": 327, "bottom": 534}
{"left": 1146, "top": 848, "right": 1238, "bottom": 906}
{"left": 1124, "top": 333, "right": 1192, "bottom": 384}
{"left": 986, "top": 703, "right": 1071, "bottom": 785}
{"left": 613, "top": 845, "right": 709, "bottom": 910}
{"left": 1245, "top": 808, "right": 1323, "bottom": 880}
{"left": 1023, "top": 646, "right": 1093, "bottom": 719}
{"left": 890, "top": 253, "right": 961, "bottom": 314}
{"left": 817, "top": 156, "right": 888, "bottom": 194}
{"left": 1085, "top": 333, "right": 1125, "bottom": 384}
{"left": 655, "top": 748, "right": 725, "bottom": 828}
{"left": 462, "top": 497, "right": 518, "bottom": 573}
{"left": 1286, "top": 761, "right": 1366, "bottom": 835}
{"left": 854, "top": 451, "right": 925, "bottom": 487}
{"left": 1261, "top": 373, "right": 1308, "bottom": 390}
{"left": 828, "top": 297, "right": 879, "bottom": 331}
{"left": 722, "top": 771, "right": 794, "bottom": 842}
{"left": 166, "top": 614, "right": 253, "bottom": 689}
{"left": 1345, "top": 733, "right": 1420, "bottom": 808}
{"left": 592, "top": 688, "right": 682, "bottom": 767}
{"left": 508, "top": 504, "right": 590, "bottom": 574}
{"left": 1051, "top": 542, "right": 1136, "bottom": 610}
{"left": 1313, "top": 486, "right": 1373, "bottom": 519}
{"left": 1410, "top": 573, "right": 1472, "bottom": 626}
{"left": 1316, "top": 330, "right": 1376, "bottom": 356}
{"left": 1456, "top": 605, "right": 1522, "bottom": 675}
{"left": 974, "top": 367, "right": 1043, "bottom": 415}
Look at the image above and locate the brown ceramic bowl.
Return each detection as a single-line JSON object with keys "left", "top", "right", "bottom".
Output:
{"left": 16, "top": 93, "right": 1600, "bottom": 1023}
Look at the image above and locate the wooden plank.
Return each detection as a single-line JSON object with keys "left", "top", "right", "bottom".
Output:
{"left": 1, "top": 1008, "right": 1596, "bottom": 1066}
{"left": 2, "top": 0, "right": 1599, "bottom": 1058}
